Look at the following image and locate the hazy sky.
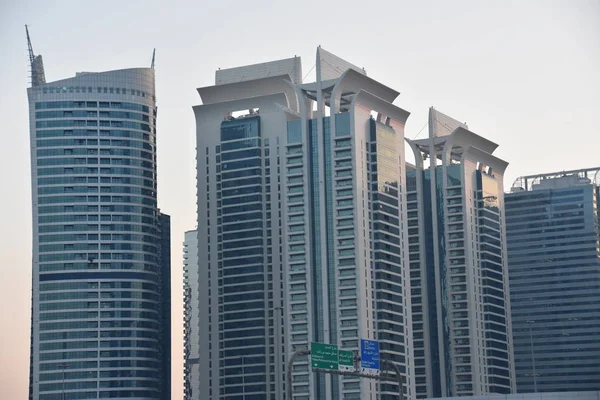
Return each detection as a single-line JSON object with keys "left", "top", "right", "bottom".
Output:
{"left": 0, "top": 0, "right": 598, "bottom": 398}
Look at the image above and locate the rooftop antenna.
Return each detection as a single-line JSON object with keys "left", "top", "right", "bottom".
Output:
{"left": 25, "top": 25, "right": 35, "bottom": 67}
{"left": 25, "top": 25, "right": 46, "bottom": 86}
{"left": 151, "top": 48, "right": 156, "bottom": 69}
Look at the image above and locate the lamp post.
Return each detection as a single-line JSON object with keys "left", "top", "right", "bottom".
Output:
{"left": 57, "top": 363, "right": 68, "bottom": 400}
{"left": 526, "top": 320, "right": 537, "bottom": 393}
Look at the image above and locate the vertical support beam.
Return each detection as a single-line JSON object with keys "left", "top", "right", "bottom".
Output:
{"left": 314, "top": 46, "right": 332, "bottom": 398}
{"left": 427, "top": 108, "right": 448, "bottom": 394}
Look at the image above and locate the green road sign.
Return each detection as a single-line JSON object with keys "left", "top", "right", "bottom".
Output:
{"left": 311, "top": 342, "right": 338, "bottom": 370}
{"left": 338, "top": 350, "right": 355, "bottom": 372}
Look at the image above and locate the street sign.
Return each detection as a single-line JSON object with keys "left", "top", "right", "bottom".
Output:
{"left": 311, "top": 342, "right": 338, "bottom": 370}
{"left": 338, "top": 350, "right": 355, "bottom": 372}
{"left": 360, "top": 339, "right": 380, "bottom": 375}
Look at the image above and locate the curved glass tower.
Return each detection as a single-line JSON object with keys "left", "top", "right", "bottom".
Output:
{"left": 27, "top": 34, "right": 170, "bottom": 400}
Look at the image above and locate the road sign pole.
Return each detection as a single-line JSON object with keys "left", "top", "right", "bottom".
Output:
{"left": 286, "top": 349, "right": 310, "bottom": 400}
{"left": 381, "top": 359, "right": 404, "bottom": 400}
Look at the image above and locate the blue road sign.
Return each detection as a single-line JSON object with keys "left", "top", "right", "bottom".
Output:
{"left": 360, "top": 339, "right": 380, "bottom": 374}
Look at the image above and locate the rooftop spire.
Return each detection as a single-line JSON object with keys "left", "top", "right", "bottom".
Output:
{"left": 151, "top": 48, "right": 156, "bottom": 69}
{"left": 25, "top": 25, "right": 46, "bottom": 87}
{"left": 25, "top": 25, "right": 35, "bottom": 66}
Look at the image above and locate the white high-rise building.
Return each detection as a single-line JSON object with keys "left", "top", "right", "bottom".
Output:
{"left": 183, "top": 230, "right": 200, "bottom": 400}
{"left": 405, "top": 109, "right": 515, "bottom": 398}
{"left": 193, "top": 47, "right": 415, "bottom": 400}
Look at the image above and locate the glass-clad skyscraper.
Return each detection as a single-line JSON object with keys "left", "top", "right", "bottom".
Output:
{"left": 27, "top": 30, "right": 171, "bottom": 400}
{"left": 193, "top": 47, "right": 415, "bottom": 400}
{"left": 506, "top": 168, "right": 600, "bottom": 393}
{"left": 405, "top": 108, "right": 515, "bottom": 398}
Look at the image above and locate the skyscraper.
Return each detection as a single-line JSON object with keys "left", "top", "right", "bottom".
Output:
{"left": 194, "top": 47, "right": 415, "bottom": 400}
{"left": 505, "top": 168, "right": 600, "bottom": 393}
{"left": 183, "top": 229, "right": 199, "bottom": 400}
{"left": 406, "top": 108, "right": 515, "bottom": 398}
{"left": 27, "top": 28, "right": 171, "bottom": 400}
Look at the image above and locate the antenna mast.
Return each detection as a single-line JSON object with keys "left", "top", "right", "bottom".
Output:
{"left": 25, "top": 25, "right": 46, "bottom": 86}
{"left": 151, "top": 48, "right": 156, "bottom": 69}
{"left": 25, "top": 25, "right": 35, "bottom": 66}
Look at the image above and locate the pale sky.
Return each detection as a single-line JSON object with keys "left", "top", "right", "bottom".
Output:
{"left": 0, "top": 0, "right": 598, "bottom": 398}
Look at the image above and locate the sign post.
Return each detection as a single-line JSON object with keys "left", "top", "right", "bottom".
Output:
{"left": 360, "top": 339, "right": 380, "bottom": 375}
{"left": 310, "top": 342, "right": 339, "bottom": 370}
{"left": 338, "top": 350, "right": 355, "bottom": 372}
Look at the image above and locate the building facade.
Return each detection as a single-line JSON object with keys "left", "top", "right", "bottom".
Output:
{"left": 27, "top": 31, "right": 171, "bottom": 400}
{"left": 405, "top": 108, "right": 515, "bottom": 398}
{"left": 183, "top": 230, "right": 199, "bottom": 400}
{"left": 506, "top": 168, "right": 600, "bottom": 393}
{"left": 194, "top": 47, "right": 415, "bottom": 400}
{"left": 158, "top": 213, "right": 172, "bottom": 399}
{"left": 426, "top": 390, "right": 600, "bottom": 400}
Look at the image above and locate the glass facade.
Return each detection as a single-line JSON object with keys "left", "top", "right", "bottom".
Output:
{"left": 407, "top": 163, "right": 512, "bottom": 398}
{"left": 183, "top": 230, "right": 199, "bottom": 400}
{"left": 215, "top": 116, "right": 277, "bottom": 399}
{"left": 287, "top": 114, "right": 363, "bottom": 399}
{"left": 158, "top": 213, "right": 171, "bottom": 399}
{"left": 285, "top": 114, "right": 412, "bottom": 399}
{"left": 407, "top": 168, "right": 438, "bottom": 398}
{"left": 506, "top": 179, "right": 600, "bottom": 392}
{"left": 196, "top": 110, "right": 285, "bottom": 400}
{"left": 369, "top": 120, "right": 407, "bottom": 399}
{"left": 308, "top": 118, "right": 327, "bottom": 398}
{"left": 28, "top": 69, "right": 170, "bottom": 400}
{"left": 476, "top": 173, "right": 512, "bottom": 392}
{"left": 285, "top": 119, "right": 311, "bottom": 399}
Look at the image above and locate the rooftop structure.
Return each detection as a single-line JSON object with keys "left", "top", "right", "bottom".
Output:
{"left": 510, "top": 168, "right": 600, "bottom": 192}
